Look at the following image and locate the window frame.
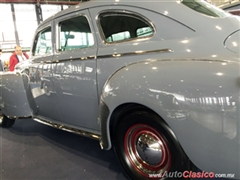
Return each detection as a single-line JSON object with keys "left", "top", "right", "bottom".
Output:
{"left": 32, "top": 24, "right": 52, "bottom": 57}
{"left": 97, "top": 10, "right": 155, "bottom": 44}
{"left": 55, "top": 13, "right": 95, "bottom": 53}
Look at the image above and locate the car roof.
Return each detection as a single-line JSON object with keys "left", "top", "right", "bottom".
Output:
{"left": 47, "top": 0, "right": 182, "bottom": 21}
{"left": 39, "top": 0, "right": 236, "bottom": 37}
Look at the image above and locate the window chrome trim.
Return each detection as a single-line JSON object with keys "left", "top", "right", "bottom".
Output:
{"left": 96, "top": 9, "right": 156, "bottom": 45}
{"left": 55, "top": 12, "right": 95, "bottom": 53}
{"left": 32, "top": 24, "right": 53, "bottom": 57}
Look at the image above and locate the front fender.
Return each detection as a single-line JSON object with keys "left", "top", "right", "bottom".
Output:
{"left": 100, "top": 59, "right": 240, "bottom": 177}
{"left": 0, "top": 71, "right": 36, "bottom": 117}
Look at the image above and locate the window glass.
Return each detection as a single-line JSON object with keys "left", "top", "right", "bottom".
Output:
{"left": 33, "top": 27, "right": 52, "bottom": 56}
{"left": 106, "top": 31, "right": 130, "bottom": 42}
{"left": 99, "top": 13, "right": 154, "bottom": 43}
{"left": 181, "top": 0, "right": 228, "bottom": 18}
{"left": 59, "top": 16, "right": 94, "bottom": 52}
{"left": 137, "top": 27, "right": 153, "bottom": 37}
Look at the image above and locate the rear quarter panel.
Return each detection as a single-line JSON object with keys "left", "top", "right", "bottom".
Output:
{"left": 101, "top": 59, "right": 240, "bottom": 177}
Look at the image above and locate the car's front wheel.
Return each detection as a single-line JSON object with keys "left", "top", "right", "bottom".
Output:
{"left": 113, "top": 110, "right": 191, "bottom": 180}
{"left": 0, "top": 115, "right": 15, "bottom": 128}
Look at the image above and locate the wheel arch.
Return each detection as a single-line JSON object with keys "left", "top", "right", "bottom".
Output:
{"left": 100, "top": 101, "right": 185, "bottom": 154}
{"left": 109, "top": 103, "right": 169, "bottom": 136}
{"left": 99, "top": 102, "right": 159, "bottom": 150}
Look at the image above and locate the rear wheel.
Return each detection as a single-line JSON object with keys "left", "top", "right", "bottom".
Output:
{"left": 113, "top": 111, "right": 191, "bottom": 180}
{"left": 0, "top": 115, "right": 15, "bottom": 128}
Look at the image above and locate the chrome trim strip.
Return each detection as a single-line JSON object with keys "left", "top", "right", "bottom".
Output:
{"left": 98, "top": 48, "right": 172, "bottom": 59}
{"left": 96, "top": 9, "right": 156, "bottom": 45}
{"left": 33, "top": 118, "right": 101, "bottom": 140}
{"left": 51, "top": 55, "right": 96, "bottom": 63}
{"left": 50, "top": 48, "right": 171, "bottom": 63}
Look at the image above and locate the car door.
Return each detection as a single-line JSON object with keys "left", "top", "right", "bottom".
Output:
{"left": 30, "top": 23, "right": 62, "bottom": 122}
{"left": 52, "top": 10, "right": 99, "bottom": 132}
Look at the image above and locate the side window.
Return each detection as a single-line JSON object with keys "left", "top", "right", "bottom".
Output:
{"left": 33, "top": 27, "right": 52, "bottom": 56}
{"left": 99, "top": 13, "right": 154, "bottom": 43}
{"left": 58, "top": 16, "right": 94, "bottom": 52}
{"left": 136, "top": 27, "right": 153, "bottom": 37}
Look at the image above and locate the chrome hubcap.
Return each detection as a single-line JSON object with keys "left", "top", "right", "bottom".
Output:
{"left": 124, "top": 124, "right": 171, "bottom": 178}
{"left": 136, "top": 133, "right": 163, "bottom": 165}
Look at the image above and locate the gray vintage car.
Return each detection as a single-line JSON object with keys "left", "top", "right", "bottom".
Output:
{"left": 0, "top": 0, "right": 240, "bottom": 179}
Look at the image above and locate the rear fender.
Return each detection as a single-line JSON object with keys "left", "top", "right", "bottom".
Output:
{"left": 100, "top": 59, "right": 240, "bottom": 177}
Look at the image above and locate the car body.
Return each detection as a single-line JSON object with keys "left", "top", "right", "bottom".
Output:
{"left": 0, "top": 0, "right": 240, "bottom": 179}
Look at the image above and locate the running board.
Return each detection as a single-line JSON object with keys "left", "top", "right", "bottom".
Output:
{"left": 33, "top": 118, "right": 101, "bottom": 141}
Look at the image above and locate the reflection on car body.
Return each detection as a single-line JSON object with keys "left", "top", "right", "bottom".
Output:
{"left": 227, "top": 9, "right": 240, "bottom": 16}
{"left": 0, "top": 0, "right": 240, "bottom": 179}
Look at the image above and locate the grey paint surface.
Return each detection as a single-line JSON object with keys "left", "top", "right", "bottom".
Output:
{"left": 102, "top": 59, "right": 240, "bottom": 176}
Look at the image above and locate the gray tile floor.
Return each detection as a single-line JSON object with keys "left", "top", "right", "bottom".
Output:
{"left": 0, "top": 119, "right": 233, "bottom": 180}
{"left": 0, "top": 119, "right": 127, "bottom": 180}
